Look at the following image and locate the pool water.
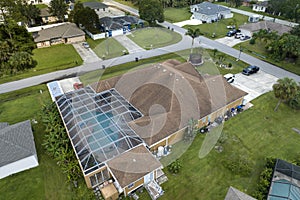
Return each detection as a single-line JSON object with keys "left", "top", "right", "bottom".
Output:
{"left": 269, "top": 179, "right": 300, "bottom": 200}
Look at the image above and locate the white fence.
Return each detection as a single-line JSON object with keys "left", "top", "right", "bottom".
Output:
{"left": 86, "top": 29, "right": 126, "bottom": 40}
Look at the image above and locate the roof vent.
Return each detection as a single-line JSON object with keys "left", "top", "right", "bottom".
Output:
{"left": 170, "top": 73, "right": 173, "bottom": 76}
{"left": 163, "top": 69, "right": 167, "bottom": 72}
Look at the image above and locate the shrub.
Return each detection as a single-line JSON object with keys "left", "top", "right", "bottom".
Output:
{"left": 249, "top": 38, "right": 256, "bottom": 45}
{"left": 168, "top": 159, "right": 182, "bottom": 174}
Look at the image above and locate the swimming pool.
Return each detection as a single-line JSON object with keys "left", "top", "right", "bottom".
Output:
{"left": 269, "top": 179, "right": 300, "bottom": 200}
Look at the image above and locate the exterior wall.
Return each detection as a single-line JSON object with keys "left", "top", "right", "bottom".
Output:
{"left": 124, "top": 177, "right": 144, "bottom": 195}
{"left": 167, "top": 128, "right": 187, "bottom": 145}
{"left": 193, "top": 11, "right": 232, "bottom": 23}
{"left": 150, "top": 139, "right": 166, "bottom": 151}
{"left": 36, "top": 41, "right": 51, "bottom": 48}
{"left": 240, "top": 28, "right": 253, "bottom": 36}
{"left": 66, "top": 35, "right": 85, "bottom": 44}
{"left": 42, "top": 16, "right": 58, "bottom": 24}
{"left": 84, "top": 166, "right": 111, "bottom": 188}
{"left": 253, "top": 5, "right": 267, "bottom": 12}
{"left": 0, "top": 155, "right": 39, "bottom": 179}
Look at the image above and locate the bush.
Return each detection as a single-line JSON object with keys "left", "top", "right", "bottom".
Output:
{"left": 249, "top": 38, "right": 256, "bottom": 45}
{"left": 221, "top": 153, "right": 254, "bottom": 176}
{"left": 168, "top": 159, "right": 182, "bottom": 174}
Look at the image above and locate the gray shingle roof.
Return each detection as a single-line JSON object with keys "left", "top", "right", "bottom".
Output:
{"left": 225, "top": 186, "right": 257, "bottom": 200}
{"left": 34, "top": 23, "right": 85, "bottom": 42}
{"left": 0, "top": 122, "right": 9, "bottom": 130}
{"left": 240, "top": 21, "right": 292, "bottom": 35}
{"left": 0, "top": 120, "right": 37, "bottom": 167}
{"left": 83, "top": 2, "right": 108, "bottom": 9}
{"left": 192, "top": 2, "right": 230, "bottom": 15}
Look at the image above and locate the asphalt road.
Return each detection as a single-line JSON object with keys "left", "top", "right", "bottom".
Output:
{"left": 0, "top": 3, "right": 299, "bottom": 94}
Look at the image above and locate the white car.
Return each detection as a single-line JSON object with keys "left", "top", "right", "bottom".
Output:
{"left": 224, "top": 73, "right": 235, "bottom": 83}
{"left": 235, "top": 33, "right": 243, "bottom": 39}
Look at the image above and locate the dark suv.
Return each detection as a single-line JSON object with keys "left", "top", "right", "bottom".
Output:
{"left": 242, "top": 65, "right": 259, "bottom": 75}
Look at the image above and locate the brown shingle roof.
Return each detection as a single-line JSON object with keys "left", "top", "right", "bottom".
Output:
{"left": 91, "top": 61, "right": 247, "bottom": 146}
{"left": 34, "top": 23, "right": 85, "bottom": 42}
{"left": 107, "top": 145, "right": 161, "bottom": 188}
{"left": 240, "top": 21, "right": 292, "bottom": 35}
{"left": 224, "top": 186, "right": 257, "bottom": 200}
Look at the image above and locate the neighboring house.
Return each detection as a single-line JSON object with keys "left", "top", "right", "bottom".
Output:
{"left": 0, "top": 120, "right": 39, "bottom": 179}
{"left": 100, "top": 15, "right": 144, "bottom": 32}
{"left": 225, "top": 186, "right": 257, "bottom": 200}
{"left": 34, "top": 23, "right": 85, "bottom": 48}
{"left": 252, "top": 1, "right": 268, "bottom": 12}
{"left": 27, "top": 0, "right": 51, "bottom": 5}
{"left": 48, "top": 60, "right": 247, "bottom": 198}
{"left": 240, "top": 20, "right": 292, "bottom": 36}
{"left": 248, "top": 14, "right": 260, "bottom": 23}
{"left": 40, "top": 8, "right": 58, "bottom": 24}
{"left": 83, "top": 1, "right": 108, "bottom": 12}
{"left": 268, "top": 159, "right": 300, "bottom": 199}
{"left": 190, "top": 2, "right": 233, "bottom": 23}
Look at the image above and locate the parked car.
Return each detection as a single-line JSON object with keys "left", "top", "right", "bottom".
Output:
{"left": 242, "top": 65, "right": 259, "bottom": 75}
{"left": 224, "top": 73, "right": 235, "bottom": 83}
{"left": 235, "top": 33, "right": 243, "bottom": 39}
{"left": 82, "top": 42, "right": 90, "bottom": 49}
{"left": 240, "top": 35, "right": 250, "bottom": 41}
{"left": 226, "top": 29, "right": 240, "bottom": 37}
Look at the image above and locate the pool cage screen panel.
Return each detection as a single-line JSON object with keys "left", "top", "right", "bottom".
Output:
{"left": 56, "top": 86, "right": 143, "bottom": 175}
{"left": 268, "top": 159, "right": 300, "bottom": 200}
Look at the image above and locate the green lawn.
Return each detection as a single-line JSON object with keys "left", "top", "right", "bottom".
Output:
{"left": 233, "top": 41, "right": 300, "bottom": 75}
{"left": 0, "top": 85, "right": 94, "bottom": 200}
{"left": 184, "top": 13, "right": 248, "bottom": 39}
{"left": 158, "top": 92, "right": 300, "bottom": 200}
{"left": 35, "top": 4, "right": 48, "bottom": 9}
{"left": 87, "top": 37, "right": 127, "bottom": 60}
{"left": 164, "top": 7, "right": 192, "bottom": 23}
{"left": 0, "top": 44, "right": 83, "bottom": 84}
{"left": 127, "top": 27, "right": 182, "bottom": 49}
{"left": 113, "top": 0, "right": 138, "bottom": 9}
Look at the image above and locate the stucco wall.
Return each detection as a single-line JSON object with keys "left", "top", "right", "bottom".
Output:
{"left": 66, "top": 35, "right": 85, "bottom": 44}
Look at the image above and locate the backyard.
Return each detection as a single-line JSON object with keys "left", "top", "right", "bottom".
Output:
{"left": 0, "top": 44, "right": 83, "bottom": 84}
{"left": 0, "top": 85, "right": 94, "bottom": 200}
{"left": 127, "top": 27, "right": 182, "bottom": 49}
{"left": 87, "top": 37, "right": 128, "bottom": 60}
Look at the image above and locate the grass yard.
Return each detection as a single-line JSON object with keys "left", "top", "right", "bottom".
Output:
{"left": 35, "top": 4, "right": 48, "bottom": 9}
{"left": 113, "top": 0, "right": 138, "bottom": 9}
{"left": 233, "top": 41, "right": 300, "bottom": 75}
{"left": 0, "top": 85, "right": 94, "bottom": 200}
{"left": 154, "top": 92, "right": 300, "bottom": 200}
{"left": 164, "top": 7, "right": 192, "bottom": 23}
{"left": 0, "top": 44, "right": 83, "bottom": 84}
{"left": 87, "top": 37, "right": 127, "bottom": 60}
{"left": 127, "top": 27, "right": 182, "bottom": 49}
{"left": 184, "top": 13, "right": 248, "bottom": 39}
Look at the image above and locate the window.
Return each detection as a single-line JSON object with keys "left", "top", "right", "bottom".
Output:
{"left": 128, "top": 183, "right": 134, "bottom": 189}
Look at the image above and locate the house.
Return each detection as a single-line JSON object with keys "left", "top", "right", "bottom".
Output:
{"left": 40, "top": 8, "right": 58, "bottom": 24}
{"left": 83, "top": 2, "right": 108, "bottom": 12}
{"left": 268, "top": 159, "right": 300, "bottom": 199}
{"left": 27, "top": 0, "right": 51, "bottom": 5}
{"left": 190, "top": 2, "right": 233, "bottom": 23}
{"left": 240, "top": 20, "right": 292, "bottom": 36}
{"left": 99, "top": 15, "right": 144, "bottom": 33}
{"left": 50, "top": 60, "right": 247, "bottom": 197}
{"left": 34, "top": 23, "right": 85, "bottom": 48}
{"left": 252, "top": 1, "right": 268, "bottom": 12}
{"left": 248, "top": 14, "right": 260, "bottom": 23}
{"left": 225, "top": 186, "right": 257, "bottom": 200}
{"left": 0, "top": 120, "right": 39, "bottom": 179}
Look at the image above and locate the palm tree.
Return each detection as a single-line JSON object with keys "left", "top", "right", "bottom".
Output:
{"left": 273, "top": 77, "right": 299, "bottom": 111}
{"left": 186, "top": 28, "right": 201, "bottom": 51}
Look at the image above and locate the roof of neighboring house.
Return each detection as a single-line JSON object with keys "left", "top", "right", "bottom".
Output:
{"left": 253, "top": 1, "right": 268, "bottom": 7}
{"left": 225, "top": 186, "right": 257, "bottom": 200}
{"left": 40, "top": 8, "right": 52, "bottom": 17}
{"left": 91, "top": 60, "right": 247, "bottom": 146}
{"left": 0, "top": 122, "right": 9, "bottom": 130}
{"left": 191, "top": 2, "right": 230, "bottom": 15}
{"left": 83, "top": 1, "right": 108, "bottom": 10}
{"left": 0, "top": 120, "right": 37, "bottom": 167}
{"left": 240, "top": 21, "right": 292, "bottom": 35}
{"left": 100, "top": 16, "right": 143, "bottom": 30}
{"left": 107, "top": 145, "right": 162, "bottom": 188}
{"left": 34, "top": 23, "right": 85, "bottom": 42}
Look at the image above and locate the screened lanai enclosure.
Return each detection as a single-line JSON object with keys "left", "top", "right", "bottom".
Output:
{"left": 268, "top": 159, "right": 300, "bottom": 200}
{"left": 55, "top": 86, "right": 143, "bottom": 175}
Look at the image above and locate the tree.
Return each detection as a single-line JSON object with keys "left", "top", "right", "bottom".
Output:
{"left": 186, "top": 28, "right": 201, "bottom": 51}
{"left": 290, "top": 25, "right": 300, "bottom": 37}
{"left": 228, "top": 0, "right": 242, "bottom": 8}
{"left": 49, "top": 0, "right": 68, "bottom": 22}
{"left": 72, "top": 5, "right": 100, "bottom": 33}
{"left": 139, "top": 0, "right": 164, "bottom": 25}
{"left": 273, "top": 77, "right": 299, "bottom": 111}
{"left": 19, "top": 3, "right": 41, "bottom": 27}
{"left": 8, "top": 51, "right": 36, "bottom": 74}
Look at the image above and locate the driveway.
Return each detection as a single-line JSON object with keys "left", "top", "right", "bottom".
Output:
{"left": 114, "top": 34, "right": 145, "bottom": 54}
{"left": 215, "top": 36, "right": 247, "bottom": 47}
{"left": 231, "top": 71, "right": 278, "bottom": 103}
{"left": 72, "top": 43, "right": 101, "bottom": 64}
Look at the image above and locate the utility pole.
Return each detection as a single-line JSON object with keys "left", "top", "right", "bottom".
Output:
{"left": 236, "top": 45, "right": 242, "bottom": 61}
